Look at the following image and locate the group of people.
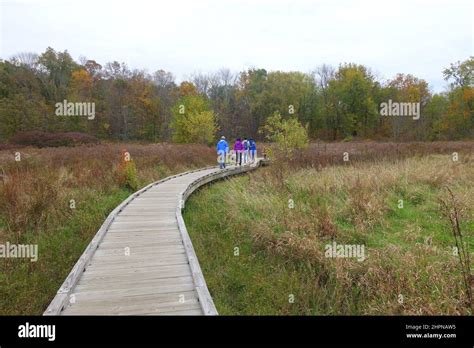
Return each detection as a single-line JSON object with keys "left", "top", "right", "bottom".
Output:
{"left": 216, "top": 136, "right": 257, "bottom": 169}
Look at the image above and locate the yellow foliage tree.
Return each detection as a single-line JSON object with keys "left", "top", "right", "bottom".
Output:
{"left": 171, "top": 95, "right": 217, "bottom": 145}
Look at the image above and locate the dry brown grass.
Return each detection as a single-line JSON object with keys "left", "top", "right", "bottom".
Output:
{"left": 0, "top": 142, "right": 215, "bottom": 314}
{"left": 265, "top": 141, "right": 474, "bottom": 171}
{"left": 0, "top": 143, "right": 215, "bottom": 240}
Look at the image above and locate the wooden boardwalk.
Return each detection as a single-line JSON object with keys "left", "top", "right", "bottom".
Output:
{"left": 44, "top": 159, "right": 264, "bottom": 316}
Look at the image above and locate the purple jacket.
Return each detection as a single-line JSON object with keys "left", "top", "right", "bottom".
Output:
{"left": 233, "top": 140, "right": 243, "bottom": 151}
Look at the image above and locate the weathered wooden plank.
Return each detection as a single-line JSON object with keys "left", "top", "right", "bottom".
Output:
{"left": 111, "top": 220, "right": 175, "bottom": 225}
{"left": 70, "top": 282, "right": 197, "bottom": 298}
{"left": 95, "top": 243, "right": 183, "bottom": 251}
{"left": 88, "top": 251, "right": 187, "bottom": 264}
{"left": 104, "top": 232, "right": 181, "bottom": 240}
{"left": 75, "top": 275, "right": 195, "bottom": 292}
{"left": 96, "top": 241, "right": 185, "bottom": 250}
{"left": 86, "top": 248, "right": 185, "bottom": 264}
{"left": 64, "top": 290, "right": 198, "bottom": 306}
{"left": 96, "top": 238, "right": 182, "bottom": 247}
{"left": 114, "top": 214, "right": 175, "bottom": 220}
{"left": 117, "top": 211, "right": 174, "bottom": 216}
{"left": 85, "top": 256, "right": 189, "bottom": 271}
{"left": 63, "top": 290, "right": 199, "bottom": 310}
{"left": 121, "top": 201, "right": 172, "bottom": 204}
{"left": 107, "top": 226, "right": 179, "bottom": 233}
{"left": 90, "top": 250, "right": 186, "bottom": 262}
{"left": 105, "top": 229, "right": 178, "bottom": 235}
{"left": 80, "top": 265, "right": 192, "bottom": 283}
{"left": 148, "top": 308, "right": 203, "bottom": 315}
{"left": 111, "top": 219, "right": 175, "bottom": 225}
{"left": 110, "top": 220, "right": 176, "bottom": 226}
{"left": 63, "top": 298, "right": 201, "bottom": 315}
{"left": 102, "top": 229, "right": 180, "bottom": 236}
{"left": 107, "top": 225, "right": 178, "bottom": 233}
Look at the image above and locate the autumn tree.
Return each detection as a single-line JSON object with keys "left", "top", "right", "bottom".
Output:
{"left": 386, "top": 73, "right": 431, "bottom": 140}
{"left": 439, "top": 57, "right": 474, "bottom": 139}
{"left": 0, "top": 60, "right": 50, "bottom": 139}
{"left": 324, "top": 64, "right": 378, "bottom": 139}
{"left": 170, "top": 95, "right": 217, "bottom": 144}
{"left": 1, "top": 47, "right": 473, "bottom": 143}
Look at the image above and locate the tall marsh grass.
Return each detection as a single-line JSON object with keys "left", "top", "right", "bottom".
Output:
{"left": 0, "top": 143, "right": 215, "bottom": 314}
{"left": 184, "top": 142, "right": 474, "bottom": 315}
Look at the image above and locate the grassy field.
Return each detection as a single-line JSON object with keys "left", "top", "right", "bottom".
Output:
{"left": 1, "top": 141, "right": 472, "bottom": 315}
{"left": 184, "top": 142, "right": 474, "bottom": 315}
{"left": 0, "top": 143, "right": 215, "bottom": 315}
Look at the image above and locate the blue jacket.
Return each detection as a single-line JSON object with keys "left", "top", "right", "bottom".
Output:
{"left": 216, "top": 139, "right": 229, "bottom": 153}
{"left": 249, "top": 140, "right": 256, "bottom": 151}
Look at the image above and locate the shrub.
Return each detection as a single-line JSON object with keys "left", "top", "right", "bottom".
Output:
{"left": 117, "top": 149, "right": 139, "bottom": 191}
{"left": 8, "top": 131, "right": 99, "bottom": 148}
{"left": 260, "top": 112, "right": 308, "bottom": 160}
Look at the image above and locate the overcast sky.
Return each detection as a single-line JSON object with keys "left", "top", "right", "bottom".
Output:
{"left": 0, "top": 0, "right": 472, "bottom": 92}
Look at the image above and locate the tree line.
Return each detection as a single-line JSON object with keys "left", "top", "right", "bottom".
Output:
{"left": 0, "top": 47, "right": 472, "bottom": 143}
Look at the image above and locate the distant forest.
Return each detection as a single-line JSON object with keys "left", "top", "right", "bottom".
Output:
{"left": 0, "top": 47, "right": 472, "bottom": 143}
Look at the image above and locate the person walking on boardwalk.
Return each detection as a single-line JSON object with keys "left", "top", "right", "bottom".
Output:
{"left": 242, "top": 137, "right": 249, "bottom": 164}
{"left": 249, "top": 138, "right": 257, "bottom": 162}
{"left": 216, "top": 136, "right": 229, "bottom": 169}
{"left": 233, "top": 138, "right": 243, "bottom": 166}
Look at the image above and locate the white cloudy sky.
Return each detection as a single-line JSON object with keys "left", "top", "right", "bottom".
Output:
{"left": 0, "top": 0, "right": 472, "bottom": 92}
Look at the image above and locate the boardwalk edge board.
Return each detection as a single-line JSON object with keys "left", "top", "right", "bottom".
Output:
{"left": 44, "top": 160, "right": 264, "bottom": 316}
{"left": 176, "top": 160, "right": 264, "bottom": 315}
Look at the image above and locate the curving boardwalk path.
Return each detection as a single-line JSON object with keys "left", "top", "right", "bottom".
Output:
{"left": 44, "top": 159, "right": 264, "bottom": 316}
